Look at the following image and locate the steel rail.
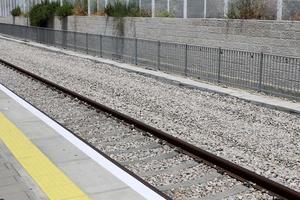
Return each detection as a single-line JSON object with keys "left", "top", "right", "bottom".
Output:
{"left": 1, "top": 58, "right": 300, "bottom": 200}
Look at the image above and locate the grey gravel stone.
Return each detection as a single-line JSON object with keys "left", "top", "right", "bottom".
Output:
{"left": 0, "top": 37, "right": 288, "bottom": 199}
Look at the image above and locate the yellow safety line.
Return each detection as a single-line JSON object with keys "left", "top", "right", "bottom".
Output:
{"left": 0, "top": 113, "right": 90, "bottom": 200}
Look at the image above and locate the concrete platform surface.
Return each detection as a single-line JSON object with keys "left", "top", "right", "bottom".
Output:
{"left": 0, "top": 84, "right": 166, "bottom": 200}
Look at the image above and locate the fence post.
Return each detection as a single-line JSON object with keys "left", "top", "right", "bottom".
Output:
{"left": 74, "top": 31, "right": 76, "bottom": 51}
{"left": 258, "top": 52, "right": 264, "bottom": 92}
{"left": 36, "top": 27, "right": 39, "bottom": 42}
{"left": 25, "top": 25, "right": 28, "bottom": 41}
{"left": 217, "top": 47, "right": 222, "bottom": 83}
{"left": 115, "top": 36, "right": 118, "bottom": 59}
{"left": 157, "top": 41, "right": 161, "bottom": 70}
{"left": 100, "top": 34, "right": 103, "bottom": 57}
{"left": 134, "top": 38, "right": 138, "bottom": 65}
{"left": 184, "top": 44, "right": 188, "bottom": 76}
{"left": 86, "top": 32, "right": 88, "bottom": 54}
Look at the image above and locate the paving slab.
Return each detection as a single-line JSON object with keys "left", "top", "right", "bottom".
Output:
{"left": 0, "top": 85, "right": 165, "bottom": 200}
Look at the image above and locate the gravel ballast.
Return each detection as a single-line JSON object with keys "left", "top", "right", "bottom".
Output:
{"left": 0, "top": 64, "right": 274, "bottom": 199}
{"left": 0, "top": 38, "right": 299, "bottom": 192}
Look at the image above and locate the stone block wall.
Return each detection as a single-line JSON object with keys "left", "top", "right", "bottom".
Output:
{"left": 1, "top": 15, "right": 300, "bottom": 57}
{"left": 55, "top": 16, "right": 300, "bottom": 57}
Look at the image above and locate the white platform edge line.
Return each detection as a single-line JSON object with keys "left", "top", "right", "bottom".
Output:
{"left": 1, "top": 35, "right": 299, "bottom": 114}
{"left": 0, "top": 84, "right": 166, "bottom": 200}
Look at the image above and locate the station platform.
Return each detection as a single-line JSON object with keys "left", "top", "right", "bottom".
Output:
{"left": 0, "top": 84, "right": 166, "bottom": 200}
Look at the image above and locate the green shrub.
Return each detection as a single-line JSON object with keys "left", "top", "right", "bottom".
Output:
{"left": 105, "top": 0, "right": 149, "bottom": 17}
{"left": 73, "top": 0, "right": 87, "bottom": 16}
{"left": 11, "top": 6, "right": 22, "bottom": 17}
{"left": 56, "top": 3, "right": 74, "bottom": 19}
{"left": 227, "top": 0, "right": 275, "bottom": 20}
{"left": 29, "top": 1, "right": 59, "bottom": 27}
{"left": 156, "top": 11, "right": 174, "bottom": 17}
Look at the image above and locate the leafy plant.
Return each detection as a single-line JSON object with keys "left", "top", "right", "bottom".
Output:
{"left": 293, "top": 12, "right": 300, "bottom": 21}
{"left": 29, "top": 1, "right": 59, "bottom": 27}
{"left": 11, "top": 6, "right": 22, "bottom": 17}
{"left": 56, "top": 2, "right": 74, "bottom": 19}
{"left": 156, "top": 11, "right": 174, "bottom": 17}
{"left": 73, "top": 0, "right": 87, "bottom": 16}
{"left": 227, "top": 0, "right": 275, "bottom": 20}
{"left": 104, "top": 0, "right": 149, "bottom": 17}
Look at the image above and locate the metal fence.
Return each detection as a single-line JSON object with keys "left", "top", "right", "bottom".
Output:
{"left": 0, "top": 23, "right": 299, "bottom": 100}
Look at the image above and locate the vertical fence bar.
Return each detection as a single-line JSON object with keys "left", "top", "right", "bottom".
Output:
{"left": 157, "top": 41, "right": 161, "bottom": 70}
{"left": 134, "top": 38, "right": 138, "bottom": 65}
{"left": 100, "top": 34, "right": 103, "bottom": 57}
{"left": 86, "top": 32, "right": 88, "bottom": 54}
{"left": 258, "top": 52, "right": 264, "bottom": 91}
{"left": 184, "top": 44, "right": 188, "bottom": 76}
{"left": 217, "top": 47, "right": 222, "bottom": 83}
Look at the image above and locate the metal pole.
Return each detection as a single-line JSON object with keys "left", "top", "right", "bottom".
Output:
{"left": 60, "top": 0, "right": 62, "bottom": 6}
{"left": 23, "top": 0, "right": 26, "bottom": 14}
{"left": 0, "top": 1, "right": 2, "bottom": 17}
{"left": 100, "top": 34, "right": 102, "bottom": 57}
{"left": 4, "top": 0, "right": 7, "bottom": 16}
{"left": 184, "top": 44, "right": 188, "bottom": 76}
{"left": 86, "top": 32, "right": 88, "bottom": 54}
{"left": 139, "top": 0, "right": 141, "bottom": 12}
{"left": 151, "top": 0, "right": 155, "bottom": 18}
{"left": 105, "top": 0, "right": 107, "bottom": 7}
{"left": 183, "top": 0, "right": 187, "bottom": 18}
{"left": 134, "top": 38, "right": 138, "bottom": 65}
{"left": 277, "top": 0, "right": 283, "bottom": 20}
{"left": 258, "top": 52, "right": 264, "bottom": 91}
{"left": 217, "top": 47, "right": 222, "bottom": 83}
{"left": 87, "top": 0, "right": 91, "bottom": 16}
{"left": 203, "top": 0, "right": 207, "bottom": 18}
{"left": 167, "top": 0, "right": 170, "bottom": 12}
{"left": 224, "top": 0, "right": 229, "bottom": 17}
{"left": 96, "top": 0, "right": 100, "bottom": 12}
{"left": 157, "top": 41, "right": 160, "bottom": 70}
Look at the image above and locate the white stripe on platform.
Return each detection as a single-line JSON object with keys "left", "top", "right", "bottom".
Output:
{"left": 0, "top": 84, "right": 166, "bottom": 200}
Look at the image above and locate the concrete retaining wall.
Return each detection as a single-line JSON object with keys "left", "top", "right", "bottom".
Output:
{"left": 1, "top": 16, "right": 300, "bottom": 57}
{"left": 56, "top": 16, "right": 300, "bottom": 57}
{"left": 0, "top": 16, "right": 28, "bottom": 26}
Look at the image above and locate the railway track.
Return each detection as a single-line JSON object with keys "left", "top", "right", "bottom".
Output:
{"left": 0, "top": 58, "right": 299, "bottom": 200}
